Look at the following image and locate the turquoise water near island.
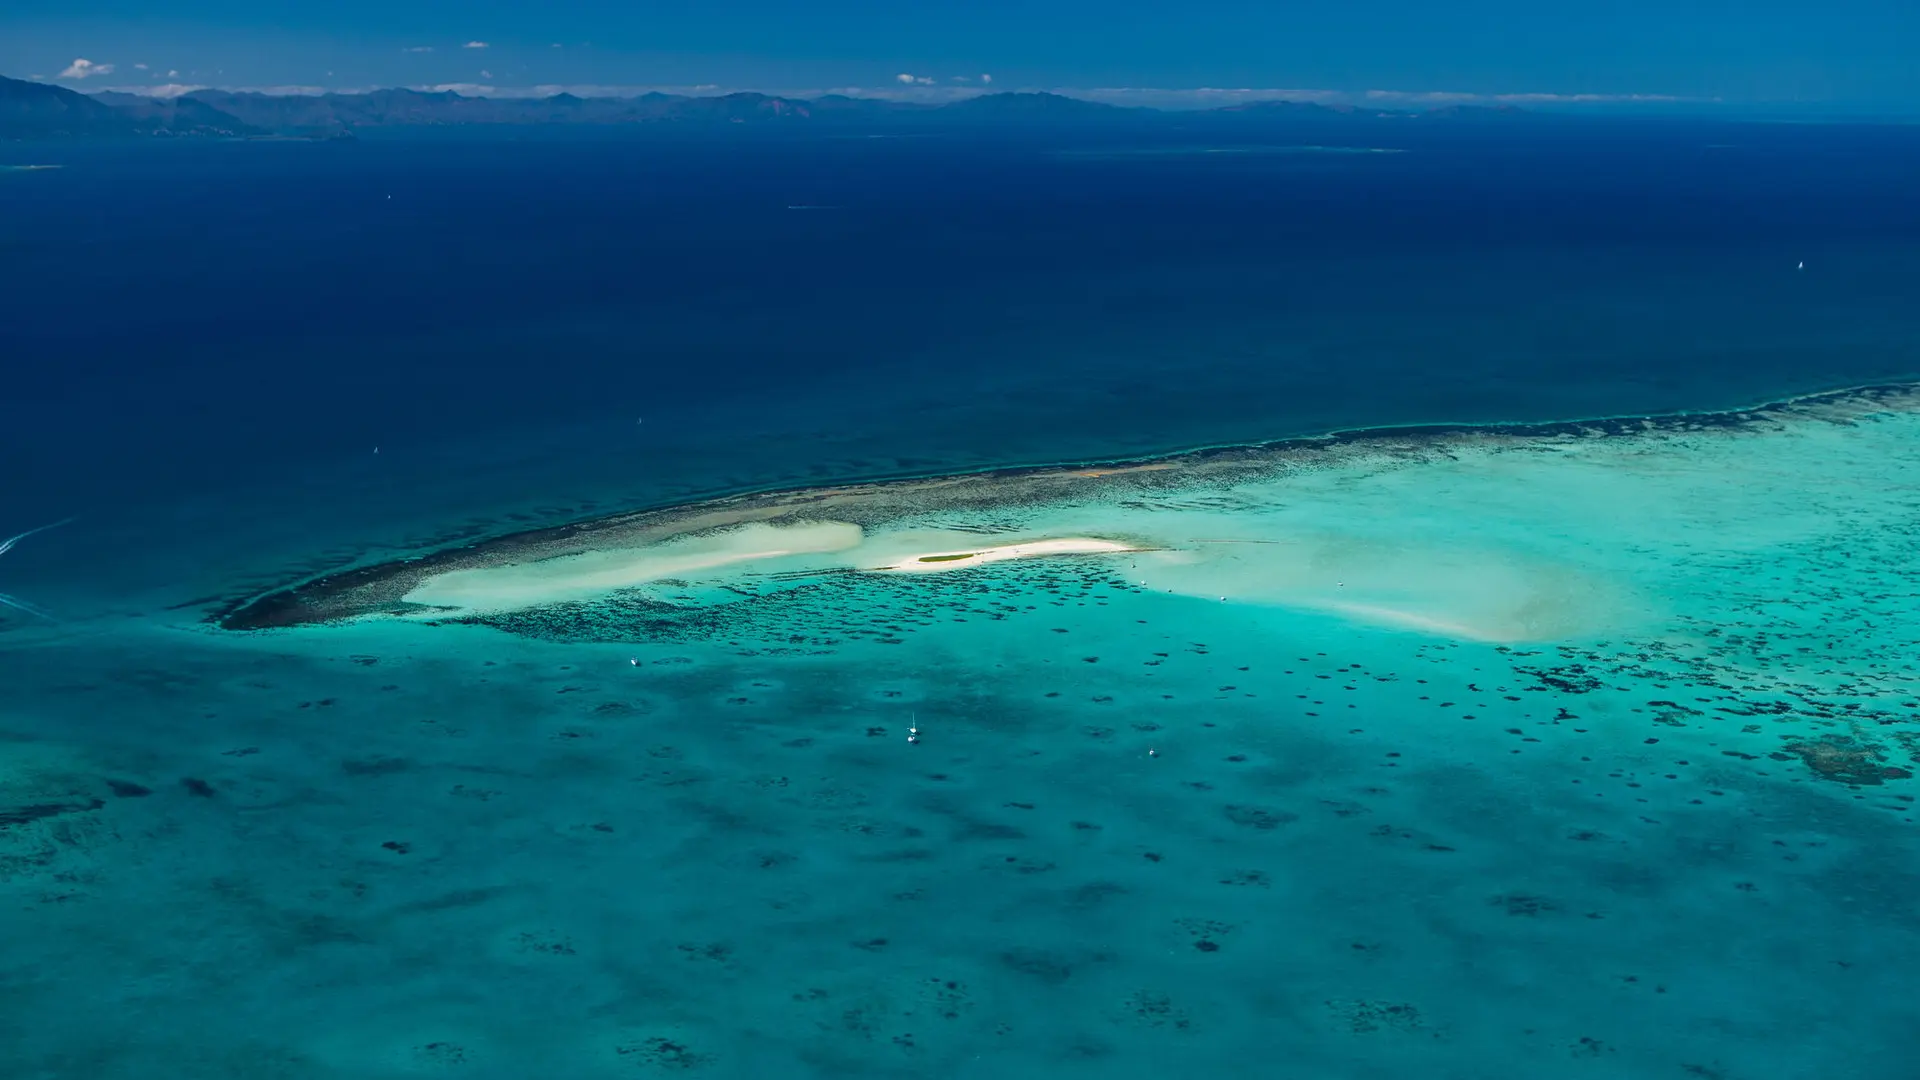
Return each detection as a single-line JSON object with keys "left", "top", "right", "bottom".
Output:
{"left": 4, "top": 122, "right": 1920, "bottom": 1078}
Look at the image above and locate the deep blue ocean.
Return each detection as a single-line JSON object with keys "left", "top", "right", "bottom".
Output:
{"left": 5, "top": 119, "right": 1920, "bottom": 1079}
{"left": 4, "top": 118, "right": 1918, "bottom": 607}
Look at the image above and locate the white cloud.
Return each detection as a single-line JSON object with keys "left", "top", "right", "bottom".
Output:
{"left": 57, "top": 58, "right": 114, "bottom": 80}
{"left": 895, "top": 73, "right": 934, "bottom": 86}
{"left": 404, "top": 46, "right": 434, "bottom": 53}
{"left": 237, "top": 85, "right": 329, "bottom": 96}
{"left": 463, "top": 41, "right": 489, "bottom": 50}
{"left": 951, "top": 75, "right": 972, "bottom": 83}
{"left": 823, "top": 84, "right": 991, "bottom": 103}
{"left": 166, "top": 69, "right": 179, "bottom": 78}
{"left": 981, "top": 74, "right": 992, "bottom": 84}
{"left": 133, "top": 63, "right": 148, "bottom": 71}
{"left": 1084, "top": 86, "right": 1342, "bottom": 104}
{"left": 413, "top": 82, "right": 759, "bottom": 99}
{"left": 1361, "top": 88, "right": 1682, "bottom": 104}
{"left": 480, "top": 70, "right": 493, "bottom": 79}
{"left": 1065, "top": 85, "right": 1698, "bottom": 110}
{"left": 90, "top": 83, "right": 207, "bottom": 98}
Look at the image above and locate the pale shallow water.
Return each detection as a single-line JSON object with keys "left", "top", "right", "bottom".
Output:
{"left": 3, "top": 389, "right": 1918, "bottom": 1078}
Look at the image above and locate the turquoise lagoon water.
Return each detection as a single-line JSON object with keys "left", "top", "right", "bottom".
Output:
{"left": 7, "top": 124, "right": 1920, "bottom": 1078}
{"left": 4, "top": 386, "right": 1917, "bottom": 1078}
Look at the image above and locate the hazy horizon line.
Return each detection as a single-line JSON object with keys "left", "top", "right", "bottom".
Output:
{"left": 17, "top": 69, "right": 1910, "bottom": 116}
{"left": 49, "top": 78, "right": 1722, "bottom": 112}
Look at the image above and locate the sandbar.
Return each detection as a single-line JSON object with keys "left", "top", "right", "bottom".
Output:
{"left": 868, "top": 538, "right": 1141, "bottom": 573}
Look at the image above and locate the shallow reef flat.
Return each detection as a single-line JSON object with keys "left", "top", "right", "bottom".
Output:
{"left": 221, "top": 381, "right": 1920, "bottom": 646}
{"left": 4, "top": 384, "right": 1920, "bottom": 1078}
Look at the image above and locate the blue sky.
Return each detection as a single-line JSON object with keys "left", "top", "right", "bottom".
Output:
{"left": 3, "top": 0, "right": 1917, "bottom": 111}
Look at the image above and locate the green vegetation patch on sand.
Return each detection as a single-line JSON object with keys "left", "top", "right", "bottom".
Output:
{"left": 917, "top": 552, "right": 977, "bottom": 563}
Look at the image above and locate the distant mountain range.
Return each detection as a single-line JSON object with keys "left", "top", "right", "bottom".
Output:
{"left": 1, "top": 73, "right": 1529, "bottom": 139}
{"left": 1, "top": 74, "right": 249, "bottom": 136}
